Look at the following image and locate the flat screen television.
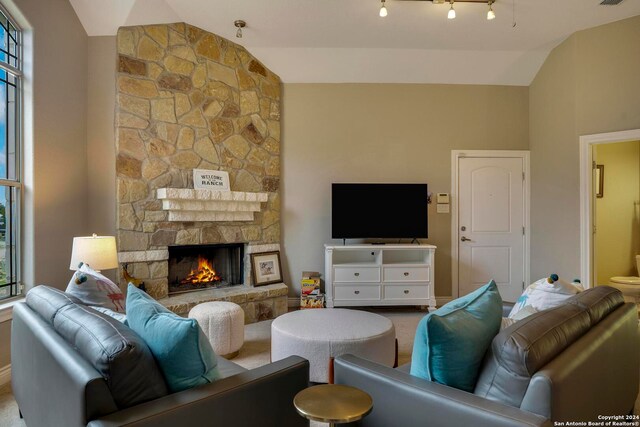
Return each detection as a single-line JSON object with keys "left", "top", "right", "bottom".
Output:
{"left": 332, "top": 183, "right": 428, "bottom": 239}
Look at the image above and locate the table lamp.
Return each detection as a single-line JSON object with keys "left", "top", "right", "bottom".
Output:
{"left": 69, "top": 233, "right": 118, "bottom": 272}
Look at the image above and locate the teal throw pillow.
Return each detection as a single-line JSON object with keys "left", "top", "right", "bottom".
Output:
{"left": 410, "top": 280, "right": 502, "bottom": 392}
{"left": 126, "top": 284, "right": 220, "bottom": 392}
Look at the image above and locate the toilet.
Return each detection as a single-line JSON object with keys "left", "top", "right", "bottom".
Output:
{"left": 609, "top": 255, "right": 640, "bottom": 309}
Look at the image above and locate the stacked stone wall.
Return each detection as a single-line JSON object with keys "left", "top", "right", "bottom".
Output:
{"left": 115, "top": 23, "right": 281, "bottom": 300}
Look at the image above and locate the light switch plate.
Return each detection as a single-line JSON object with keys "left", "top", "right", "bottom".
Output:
{"left": 437, "top": 193, "right": 450, "bottom": 204}
{"left": 437, "top": 204, "right": 450, "bottom": 214}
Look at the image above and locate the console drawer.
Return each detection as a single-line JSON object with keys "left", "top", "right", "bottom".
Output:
{"left": 334, "top": 266, "right": 380, "bottom": 283}
{"left": 383, "top": 266, "right": 430, "bottom": 282}
{"left": 334, "top": 285, "right": 381, "bottom": 301}
{"left": 384, "top": 285, "right": 428, "bottom": 300}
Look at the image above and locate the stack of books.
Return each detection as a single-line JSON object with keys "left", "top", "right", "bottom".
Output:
{"left": 300, "top": 271, "right": 324, "bottom": 309}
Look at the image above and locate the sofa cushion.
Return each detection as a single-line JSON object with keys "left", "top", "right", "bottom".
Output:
{"left": 125, "top": 284, "right": 221, "bottom": 393}
{"left": 25, "top": 286, "right": 169, "bottom": 409}
{"left": 569, "top": 285, "right": 623, "bottom": 325}
{"left": 25, "top": 284, "right": 83, "bottom": 322}
{"left": 410, "top": 280, "right": 502, "bottom": 392}
{"left": 66, "top": 262, "right": 126, "bottom": 313}
{"left": 474, "top": 299, "right": 592, "bottom": 407}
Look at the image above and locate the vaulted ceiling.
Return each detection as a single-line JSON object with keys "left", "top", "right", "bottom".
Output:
{"left": 69, "top": 0, "right": 640, "bottom": 85}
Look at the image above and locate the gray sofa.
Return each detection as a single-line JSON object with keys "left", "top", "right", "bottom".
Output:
{"left": 335, "top": 286, "right": 639, "bottom": 427}
{"left": 11, "top": 286, "right": 310, "bottom": 427}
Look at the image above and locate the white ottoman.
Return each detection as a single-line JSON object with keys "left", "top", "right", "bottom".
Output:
{"left": 271, "top": 309, "right": 395, "bottom": 383}
{"left": 189, "top": 302, "right": 244, "bottom": 359}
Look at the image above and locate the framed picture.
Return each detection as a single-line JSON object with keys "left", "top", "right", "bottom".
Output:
{"left": 250, "top": 251, "right": 283, "bottom": 286}
{"left": 595, "top": 164, "right": 604, "bottom": 198}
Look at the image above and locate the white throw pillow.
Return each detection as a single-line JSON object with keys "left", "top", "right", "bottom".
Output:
{"left": 508, "top": 275, "right": 582, "bottom": 319}
{"left": 66, "top": 262, "right": 126, "bottom": 313}
{"left": 91, "top": 306, "right": 127, "bottom": 323}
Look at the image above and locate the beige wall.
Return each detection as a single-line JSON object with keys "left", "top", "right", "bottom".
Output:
{"left": 530, "top": 15, "right": 640, "bottom": 282}
{"left": 87, "top": 37, "right": 117, "bottom": 237}
{"left": 529, "top": 37, "right": 579, "bottom": 281}
{"left": 87, "top": 36, "right": 117, "bottom": 282}
{"left": 282, "top": 84, "right": 529, "bottom": 297}
{"left": 595, "top": 141, "right": 640, "bottom": 283}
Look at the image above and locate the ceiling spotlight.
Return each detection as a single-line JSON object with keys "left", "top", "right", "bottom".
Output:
{"left": 379, "top": 0, "right": 388, "bottom": 17}
{"left": 234, "top": 20, "right": 246, "bottom": 38}
{"left": 487, "top": 1, "right": 496, "bottom": 20}
{"left": 448, "top": 1, "right": 456, "bottom": 19}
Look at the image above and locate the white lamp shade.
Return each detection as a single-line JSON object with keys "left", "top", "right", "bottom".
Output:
{"left": 70, "top": 235, "right": 118, "bottom": 271}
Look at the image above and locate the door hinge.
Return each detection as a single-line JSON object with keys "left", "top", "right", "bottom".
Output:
{"left": 592, "top": 161, "right": 597, "bottom": 169}
{"left": 522, "top": 281, "right": 525, "bottom": 289}
{"left": 593, "top": 225, "right": 597, "bottom": 234}
{"left": 522, "top": 172, "right": 525, "bottom": 181}
{"left": 522, "top": 226, "right": 525, "bottom": 235}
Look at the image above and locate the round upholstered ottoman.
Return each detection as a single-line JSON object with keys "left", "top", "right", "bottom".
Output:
{"left": 189, "top": 302, "right": 244, "bottom": 359}
{"left": 271, "top": 309, "right": 395, "bottom": 383}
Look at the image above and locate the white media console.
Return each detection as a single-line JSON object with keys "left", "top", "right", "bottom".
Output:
{"left": 324, "top": 244, "right": 437, "bottom": 308}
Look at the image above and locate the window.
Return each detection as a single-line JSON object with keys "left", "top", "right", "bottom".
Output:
{"left": 0, "top": 8, "right": 20, "bottom": 301}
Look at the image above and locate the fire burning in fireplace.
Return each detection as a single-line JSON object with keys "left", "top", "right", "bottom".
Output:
{"left": 180, "top": 256, "right": 221, "bottom": 286}
{"left": 168, "top": 243, "right": 244, "bottom": 295}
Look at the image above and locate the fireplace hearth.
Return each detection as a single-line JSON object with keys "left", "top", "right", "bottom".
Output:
{"left": 168, "top": 243, "right": 244, "bottom": 295}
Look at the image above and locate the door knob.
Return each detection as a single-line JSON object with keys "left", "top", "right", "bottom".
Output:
{"left": 461, "top": 236, "right": 471, "bottom": 242}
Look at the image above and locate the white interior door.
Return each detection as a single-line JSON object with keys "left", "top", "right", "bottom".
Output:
{"left": 457, "top": 157, "right": 525, "bottom": 302}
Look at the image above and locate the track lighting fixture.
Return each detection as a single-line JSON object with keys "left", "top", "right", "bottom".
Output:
{"left": 487, "top": 1, "right": 496, "bottom": 20}
{"left": 447, "top": 1, "right": 456, "bottom": 19}
{"left": 379, "top": 0, "right": 388, "bottom": 17}
{"left": 234, "top": 20, "right": 246, "bottom": 38}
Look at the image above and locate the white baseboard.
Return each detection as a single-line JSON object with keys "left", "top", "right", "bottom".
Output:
{"left": 288, "top": 297, "right": 300, "bottom": 308}
{"left": 435, "top": 296, "right": 453, "bottom": 307}
{"left": 0, "top": 364, "right": 11, "bottom": 387}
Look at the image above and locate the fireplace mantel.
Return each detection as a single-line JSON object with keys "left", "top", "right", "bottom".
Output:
{"left": 156, "top": 188, "right": 269, "bottom": 222}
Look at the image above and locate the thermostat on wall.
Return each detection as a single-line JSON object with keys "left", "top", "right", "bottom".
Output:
{"left": 436, "top": 193, "right": 449, "bottom": 204}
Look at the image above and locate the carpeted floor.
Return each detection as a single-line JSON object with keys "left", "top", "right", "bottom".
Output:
{"left": 0, "top": 308, "right": 422, "bottom": 426}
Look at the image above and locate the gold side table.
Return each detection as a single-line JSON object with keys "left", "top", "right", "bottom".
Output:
{"left": 293, "top": 384, "right": 373, "bottom": 427}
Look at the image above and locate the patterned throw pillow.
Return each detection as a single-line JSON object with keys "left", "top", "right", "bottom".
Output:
{"left": 65, "top": 262, "right": 126, "bottom": 313}
{"left": 508, "top": 274, "right": 582, "bottom": 319}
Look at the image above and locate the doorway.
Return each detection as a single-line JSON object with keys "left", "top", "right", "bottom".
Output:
{"left": 579, "top": 129, "right": 640, "bottom": 288}
{"left": 451, "top": 150, "right": 530, "bottom": 301}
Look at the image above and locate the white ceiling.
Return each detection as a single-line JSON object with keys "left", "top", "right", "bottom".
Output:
{"left": 69, "top": 0, "right": 640, "bottom": 85}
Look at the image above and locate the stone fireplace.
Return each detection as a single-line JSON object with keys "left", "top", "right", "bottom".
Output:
{"left": 114, "top": 23, "right": 286, "bottom": 322}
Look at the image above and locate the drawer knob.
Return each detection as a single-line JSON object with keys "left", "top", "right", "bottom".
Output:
{"left": 403, "top": 272, "right": 410, "bottom": 277}
{"left": 354, "top": 290, "right": 360, "bottom": 294}
{"left": 404, "top": 290, "right": 410, "bottom": 294}
{"left": 354, "top": 272, "right": 360, "bottom": 277}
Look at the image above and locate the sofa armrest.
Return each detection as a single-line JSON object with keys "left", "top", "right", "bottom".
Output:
{"left": 334, "top": 355, "right": 551, "bottom": 427}
{"left": 88, "top": 356, "right": 310, "bottom": 427}
{"left": 12, "top": 302, "right": 118, "bottom": 427}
